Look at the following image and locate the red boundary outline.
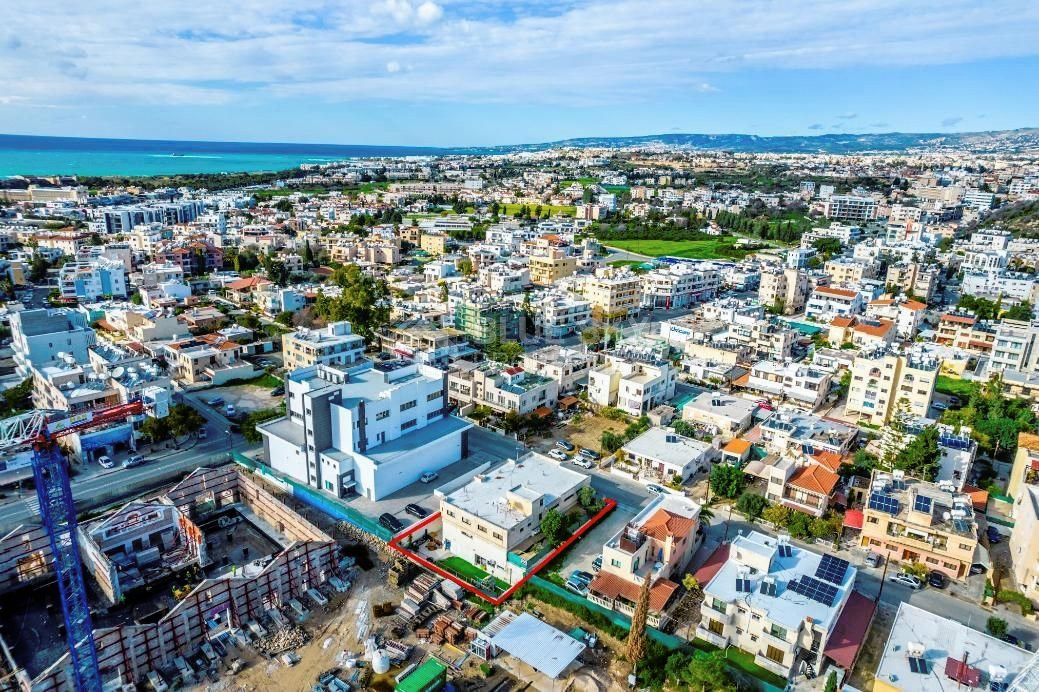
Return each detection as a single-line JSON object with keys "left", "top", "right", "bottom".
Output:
{"left": 387, "top": 497, "right": 617, "bottom": 605}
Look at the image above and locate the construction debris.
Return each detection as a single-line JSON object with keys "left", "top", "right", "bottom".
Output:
{"left": 255, "top": 626, "right": 311, "bottom": 656}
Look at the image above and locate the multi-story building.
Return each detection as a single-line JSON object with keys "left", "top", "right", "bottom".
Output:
{"left": 697, "top": 531, "right": 859, "bottom": 680}
{"left": 535, "top": 293, "right": 590, "bottom": 338}
{"left": 155, "top": 241, "right": 223, "bottom": 276}
{"left": 453, "top": 299, "right": 522, "bottom": 347}
{"left": 439, "top": 453, "right": 589, "bottom": 585}
{"left": 254, "top": 285, "right": 307, "bottom": 317}
{"left": 135, "top": 262, "right": 185, "bottom": 289}
{"left": 478, "top": 262, "right": 530, "bottom": 294}
{"left": 578, "top": 266, "right": 642, "bottom": 320}
{"left": 378, "top": 322, "right": 477, "bottom": 368}
{"left": 989, "top": 320, "right": 1039, "bottom": 375}
{"left": 58, "top": 258, "right": 128, "bottom": 301}
{"left": 755, "top": 454, "right": 842, "bottom": 518}
{"left": 619, "top": 426, "right": 718, "bottom": 485}
{"left": 520, "top": 345, "right": 594, "bottom": 394}
{"left": 282, "top": 321, "right": 366, "bottom": 371}
{"left": 100, "top": 201, "right": 205, "bottom": 232}
{"left": 805, "top": 285, "right": 864, "bottom": 321}
{"left": 742, "top": 360, "right": 833, "bottom": 410}
{"left": 528, "top": 249, "right": 577, "bottom": 285}
{"left": 681, "top": 391, "right": 758, "bottom": 439}
{"left": 641, "top": 262, "right": 721, "bottom": 309}
{"left": 961, "top": 271, "right": 1039, "bottom": 304}
{"left": 1010, "top": 483, "right": 1039, "bottom": 603}
{"left": 864, "top": 299, "right": 926, "bottom": 340}
{"left": 10, "top": 308, "right": 97, "bottom": 378}
{"left": 446, "top": 361, "right": 558, "bottom": 415}
{"left": 589, "top": 494, "right": 702, "bottom": 627}
{"left": 162, "top": 335, "right": 255, "bottom": 386}
{"left": 588, "top": 349, "right": 677, "bottom": 416}
{"left": 1007, "top": 432, "right": 1039, "bottom": 513}
{"left": 961, "top": 249, "right": 1008, "bottom": 273}
{"left": 758, "top": 408, "right": 858, "bottom": 456}
{"left": 758, "top": 266, "right": 809, "bottom": 315}
{"left": 860, "top": 470, "right": 979, "bottom": 581}
{"left": 884, "top": 262, "right": 939, "bottom": 303}
{"left": 823, "top": 258, "right": 878, "bottom": 285}
{"left": 420, "top": 231, "right": 448, "bottom": 256}
{"left": 259, "top": 359, "right": 471, "bottom": 500}
{"left": 845, "top": 348, "right": 938, "bottom": 425}
{"left": 935, "top": 313, "right": 996, "bottom": 355}
{"left": 827, "top": 316, "right": 897, "bottom": 349}
{"left": 822, "top": 194, "right": 878, "bottom": 222}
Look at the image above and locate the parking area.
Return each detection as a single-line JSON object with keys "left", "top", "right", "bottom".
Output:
{"left": 554, "top": 506, "right": 629, "bottom": 578}
{"left": 202, "top": 381, "right": 283, "bottom": 415}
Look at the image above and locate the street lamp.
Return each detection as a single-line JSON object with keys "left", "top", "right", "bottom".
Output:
{"left": 225, "top": 429, "right": 233, "bottom": 461}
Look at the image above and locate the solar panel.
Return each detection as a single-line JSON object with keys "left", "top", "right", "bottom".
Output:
{"left": 989, "top": 683, "right": 1007, "bottom": 692}
{"left": 892, "top": 479, "right": 907, "bottom": 491}
{"left": 816, "top": 554, "right": 850, "bottom": 585}
{"left": 736, "top": 577, "right": 751, "bottom": 592}
{"left": 790, "top": 575, "right": 838, "bottom": 607}
{"left": 908, "top": 657, "right": 928, "bottom": 674}
{"left": 759, "top": 580, "right": 778, "bottom": 597}
{"left": 869, "top": 493, "right": 900, "bottom": 515}
{"left": 953, "top": 519, "right": 972, "bottom": 533}
{"left": 777, "top": 544, "right": 792, "bottom": 558}
{"left": 914, "top": 495, "right": 933, "bottom": 514}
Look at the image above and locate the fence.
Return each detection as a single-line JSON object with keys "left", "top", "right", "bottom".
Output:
{"left": 232, "top": 452, "right": 393, "bottom": 541}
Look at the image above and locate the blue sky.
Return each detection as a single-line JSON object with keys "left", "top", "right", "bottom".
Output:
{"left": 1, "top": 1, "right": 1038, "bottom": 146}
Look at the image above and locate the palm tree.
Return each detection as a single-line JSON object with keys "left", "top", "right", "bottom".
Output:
{"left": 698, "top": 506, "right": 715, "bottom": 525}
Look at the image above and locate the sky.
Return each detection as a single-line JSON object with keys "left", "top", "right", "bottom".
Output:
{"left": 2, "top": 0, "right": 1038, "bottom": 147}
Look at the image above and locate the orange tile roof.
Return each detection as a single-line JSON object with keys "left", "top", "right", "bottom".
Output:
{"left": 723, "top": 438, "right": 752, "bottom": 454}
{"left": 811, "top": 450, "right": 845, "bottom": 473}
{"left": 787, "top": 464, "right": 840, "bottom": 496}
{"left": 587, "top": 572, "right": 678, "bottom": 612}
{"left": 815, "top": 286, "right": 858, "bottom": 299}
{"left": 853, "top": 319, "right": 893, "bottom": 337}
{"left": 960, "top": 484, "right": 990, "bottom": 512}
{"left": 941, "top": 313, "right": 976, "bottom": 325}
{"left": 732, "top": 373, "right": 750, "bottom": 387}
{"left": 830, "top": 316, "right": 855, "bottom": 328}
{"left": 226, "top": 277, "right": 270, "bottom": 291}
{"left": 903, "top": 300, "right": 927, "bottom": 311}
{"left": 1019, "top": 432, "right": 1039, "bottom": 452}
{"left": 641, "top": 509, "right": 696, "bottom": 542}
{"left": 869, "top": 298, "right": 895, "bottom": 306}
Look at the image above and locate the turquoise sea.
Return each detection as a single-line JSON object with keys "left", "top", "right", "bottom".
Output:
{"left": 0, "top": 134, "right": 475, "bottom": 177}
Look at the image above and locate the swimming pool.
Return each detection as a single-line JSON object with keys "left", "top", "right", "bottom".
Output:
{"left": 671, "top": 386, "right": 707, "bottom": 410}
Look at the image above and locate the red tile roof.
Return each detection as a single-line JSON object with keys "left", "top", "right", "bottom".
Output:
{"left": 823, "top": 590, "right": 875, "bottom": 669}
{"left": 853, "top": 318, "right": 894, "bottom": 337}
{"left": 641, "top": 509, "right": 695, "bottom": 542}
{"left": 693, "top": 543, "right": 730, "bottom": 586}
{"left": 723, "top": 438, "right": 752, "bottom": 455}
{"left": 811, "top": 450, "right": 845, "bottom": 473}
{"left": 941, "top": 313, "right": 976, "bottom": 325}
{"left": 788, "top": 465, "right": 840, "bottom": 496}
{"left": 830, "top": 316, "right": 855, "bottom": 327}
{"left": 843, "top": 509, "right": 864, "bottom": 530}
{"left": 587, "top": 572, "right": 678, "bottom": 612}
{"left": 815, "top": 286, "right": 858, "bottom": 299}
{"left": 226, "top": 277, "right": 270, "bottom": 291}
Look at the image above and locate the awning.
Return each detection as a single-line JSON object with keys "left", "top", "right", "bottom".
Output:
{"left": 843, "top": 509, "right": 864, "bottom": 530}
{"left": 531, "top": 406, "right": 553, "bottom": 418}
{"left": 694, "top": 543, "right": 730, "bottom": 586}
{"left": 823, "top": 590, "right": 875, "bottom": 669}
{"left": 558, "top": 396, "right": 579, "bottom": 409}
{"left": 972, "top": 543, "right": 991, "bottom": 570}
{"left": 944, "top": 657, "right": 981, "bottom": 687}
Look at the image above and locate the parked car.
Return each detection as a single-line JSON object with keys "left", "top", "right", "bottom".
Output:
{"left": 122, "top": 454, "right": 146, "bottom": 468}
{"left": 987, "top": 526, "right": 1003, "bottom": 544}
{"left": 592, "top": 555, "right": 603, "bottom": 572}
{"left": 864, "top": 551, "right": 883, "bottom": 568}
{"left": 927, "top": 571, "right": 947, "bottom": 589}
{"left": 270, "top": 385, "right": 285, "bottom": 396}
{"left": 571, "top": 570, "right": 594, "bottom": 586}
{"left": 565, "top": 576, "right": 588, "bottom": 595}
{"left": 206, "top": 396, "right": 224, "bottom": 407}
{"left": 419, "top": 471, "right": 439, "bottom": 484}
{"left": 197, "top": 428, "right": 208, "bottom": 439}
{"left": 258, "top": 359, "right": 272, "bottom": 367}
{"left": 646, "top": 484, "right": 668, "bottom": 495}
{"left": 756, "top": 399, "right": 775, "bottom": 411}
{"left": 578, "top": 447, "right": 600, "bottom": 460}
{"left": 405, "top": 504, "right": 429, "bottom": 519}
{"left": 97, "top": 455, "right": 115, "bottom": 469}
{"left": 224, "top": 404, "right": 237, "bottom": 417}
{"left": 548, "top": 449, "right": 568, "bottom": 461}
{"left": 889, "top": 573, "right": 923, "bottom": 590}
{"left": 378, "top": 513, "right": 404, "bottom": 533}
{"left": 556, "top": 439, "right": 575, "bottom": 451}
{"left": 1001, "top": 633, "right": 1028, "bottom": 649}
{"left": 572, "top": 456, "right": 593, "bottom": 469}
{"left": 933, "top": 402, "right": 949, "bottom": 412}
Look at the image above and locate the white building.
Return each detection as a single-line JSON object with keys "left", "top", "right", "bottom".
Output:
{"left": 58, "top": 258, "right": 128, "bottom": 301}
{"left": 588, "top": 348, "right": 677, "bottom": 416}
{"left": 10, "top": 308, "right": 96, "bottom": 378}
{"left": 619, "top": 426, "right": 718, "bottom": 485}
{"left": 641, "top": 262, "right": 722, "bottom": 309}
{"left": 805, "top": 286, "right": 864, "bottom": 321}
{"left": 822, "top": 195, "right": 878, "bottom": 222}
{"left": 258, "top": 360, "right": 472, "bottom": 501}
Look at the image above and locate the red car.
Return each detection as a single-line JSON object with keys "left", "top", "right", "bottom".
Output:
{"left": 756, "top": 400, "right": 775, "bottom": 411}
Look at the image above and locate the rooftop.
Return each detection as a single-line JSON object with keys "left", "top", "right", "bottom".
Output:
{"left": 685, "top": 391, "right": 758, "bottom": 420}
{"left": 622, "top": 426, "right": 712, "bottom": 466}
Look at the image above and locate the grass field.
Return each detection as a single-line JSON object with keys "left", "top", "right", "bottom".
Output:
{"left": 559, "top": 177, "right": 598, "bottom": 187}
{"left": 501, "top": 202, "right": 575, "bottom": 216}
{"left": 604, "top": 238, "right": 753, "bottom": 260}
{"left": 436, "top": 556, "right": 509, "bottom": 591}
{"left": 936, "top": 375, "right": 977, "bottom": 400}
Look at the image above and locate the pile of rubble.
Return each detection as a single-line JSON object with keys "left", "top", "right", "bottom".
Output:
{"left": 337, "top": 522, "right": 388, "bottom": 553}
{"left": 255, "top": 626, "right": 310, "bottom": 655}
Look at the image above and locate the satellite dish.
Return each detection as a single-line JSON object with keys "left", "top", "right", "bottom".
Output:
{"left": 111, "top": 366, "right": 125, "bottom": 379}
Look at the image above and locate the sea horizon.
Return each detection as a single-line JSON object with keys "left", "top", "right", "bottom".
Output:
{"left": 0, "top": 133, "right": 477, "bottom": 178}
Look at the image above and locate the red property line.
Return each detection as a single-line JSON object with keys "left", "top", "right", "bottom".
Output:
{"left": 387, "top": 497, "right": 617, "bottom": 605}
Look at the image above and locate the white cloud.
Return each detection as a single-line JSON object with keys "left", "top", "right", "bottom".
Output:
{"left": 416, "top": 1, "right": 443, "bottom": 24}
{"left": 386, "top": 60, "right": 402, "bottom": 73}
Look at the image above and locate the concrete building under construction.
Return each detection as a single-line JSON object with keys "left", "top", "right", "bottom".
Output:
{"left": 0, "top": 466, "right": 338, "bottom": 691}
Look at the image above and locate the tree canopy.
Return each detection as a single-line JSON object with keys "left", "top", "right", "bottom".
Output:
{"left": 313, "top": 265, "right": 391, "bottom": 342}
{"left": 710, "top": 464, "right": 745, "bottom": 499}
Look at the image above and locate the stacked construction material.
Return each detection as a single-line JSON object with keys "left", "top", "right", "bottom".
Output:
{"left": 255, "top": 626, "right": 310, "bottom": 655}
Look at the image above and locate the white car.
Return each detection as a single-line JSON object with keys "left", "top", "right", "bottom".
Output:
{"left": 419, "top": 471, "right": 439, "bottom": 484}
{"left": 548, "top": 449, "right": 568, "bottom": 461}
{"left": 97, "top": 455, "right": 115, "bottom": 469}
{"left": 224, "top": 404, "right": 237, "bottom": 417}
{"left": 889, "top": 573, "right": 923, "bottom": 590}
{"left": 572, "top": 456, "right": 594, "bottom": 469}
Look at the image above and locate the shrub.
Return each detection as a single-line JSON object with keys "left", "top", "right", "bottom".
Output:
{"left": 996, "top": 589, "right": 1034, "bottom": 615}
{"left": 736, "top": 491, "right": 767, "bottom": 520}
{"left": 986, "top": 617, "right": 1008, "bottom": 637}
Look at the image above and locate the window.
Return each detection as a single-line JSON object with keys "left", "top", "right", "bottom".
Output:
{"left": 711, "top": 598, "right": 727, "bottom": 613}
{"left": 427, "top": 391, "right": 441, "bottom": 402}
{"left": 493, "top": 532, "right": 503, "bottom": 540}
{"left": 376, "top": 410, "right": 390, "bottom": 421}
{"left": 477, "top": 525, "right": 488, "bottom": 533}
{"left": 765, "top": 645, "right": 785, "bottom": 664}
{"left": 708, "top": 619, "right": 724, "bottom": 635}
{"left": 867, "top": 516, "right": 879, "bottom": 524}
{"left": 610, "top": 559, "right": 622, "bottom": 568}
{"left": 769, "top": 624, "right": 787, "bottom": 640}
{"left": 401, "top": 419, "right": 417, "bottom": 431}
{"left": 400, "top": 400, "right": 417, "bottom": 411}
{"left": 959, "top": 543, "right": 971, "bottom": 551}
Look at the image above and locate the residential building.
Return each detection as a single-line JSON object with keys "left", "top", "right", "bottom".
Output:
{"left": 822, "top": 194, "right": 878, "bottom": 222}
{"left": 378, "top": 322, "right": 477, "bottom": 368}
{"left": 420, "top": 231, "right": 448, "bottom": 256}
{"left": 588, "top": 348, "right": 677, "bottom": 416}
{"left": 758, "top": 408, "right": 858, "bottom": 456}
{"left": 535, "top": 293, "right": 590, "bottom": 338}
{"left": 758, "top": 266, "right": 809, "bottom": 315}
{"left": 805, "top": 285, "right": 864, "bottom": 321}
{"left": 989, "top": 320, "right": 1039, "bottom": 375}
{"left": 528, "top": 249, "right": 577, "bottom": 285}
{"left": 681, "top": 391, "right": 758, "bottom": 439}
{"left": 259, "top": 359, "right": 471, "bottom": 500}
{"left": 749, "top": 452, "right": 842, "bottom": 518}
{"left": 884, "top": 262, "right": 939, "bottom": 303}
{"left": 446, "top": 361, "right": 557, "bottom": 416}
{"left": 697, "top": 531, "right": 862, "bottom": 680}
{"left": 100, "top": 306, "right": 182, "bottom": 342}
{"left": 741, "top": 360, "right": 833, "bottom": 410}
{"left": 1007, "top": 432, "right": 1039, "bottom": 513}
{"left": 282, "top": 321, "right": 366, "bottom": 371}
{"left": 873, "top": 602, "right": 1032, "bottom": 692}
{"left": 859, "top": 470, "right": 980, "bottom": 581}
{"left": 100, "top": 201, "right": 204, "bottom": 232}
{"left": 478, "top": 262, "right": 529, "bottom": 294}
{"left": 589, "top": 494, "right": 701, "bottom": 627}
{"left": 864, "top": 299, "right": 926, "bottom": 340}
{"left": 962, "top": 249, "right": 1008, "bottom": 273}
{"left": 58, "top": 258, "right": 128, "bottom": 301}
{"left": 827, "top": 316, "right": 896, "bottom": 349}
{"left": 935, "top": 313, "right": 996, "bottom": 355}
{"left": 579, "top": 266, "right": 643, "bottom": 320}
{"left": 961, "top": 271, "right": 1039, "bottom": 304}
{"left": 1010, "top": 484, "right": 1039, "bottom": 603}
{"left": 163, "top": 336, "right": 255, "bottom": 386}
{"left": 823, "top": 258, "right": 878, "bottom": 285}
{"left": 453, "top": 299, "right": 522, "bottom": 347}
{"left": 520, "top": 345, "right": 594, "bottom": 394}
{"left": 10, "top": 308, "right": 96, "bottom": 378}
{"left": 439, "top": 453, "right": 589, "bottom": 585}
{"left": 223, "top": 276, "right": 271, "bottom": 305}
{"left": 845, "top": 348, "right": 938, "bottom": 425}
{"left": 618, "top": 426, "right": 718, "bottom": 485}
{"left": 254, "top": 284, "right": 307, "bottom": 317}
{"left": 155, "top": 241, "right": 223, "bottom": 276}
{"left": 641, "top": 262, "right": 721, "bottom": 309}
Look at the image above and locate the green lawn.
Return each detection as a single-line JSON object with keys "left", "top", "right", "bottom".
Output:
{"left": 500, "top": 203, "right": 575, "bottom": 217}
{"left": 936, "top": 375, "right": 977, "bottom": 400}
{"left": 559, "top": 177, "right": 598, "bottom": 188}
{"left": 436, "top": 557, "right": 509, "bottom": 591}
{"left": 604, "top": 238, "right": 753, "bottom": 260}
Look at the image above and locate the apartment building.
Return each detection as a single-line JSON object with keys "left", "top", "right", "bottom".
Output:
{"left": 641, "top": 262, "right": 721, "bottom": 309}
{"left": 478, "top": 262, "right": 530, "bottom": 294}
{"left": 884, "top": 262, "right": 939, "bottom": 303}
{"left": 520, "top": 345, "right": 594, "bottom": 393}
{"left": 10, "top": 308, "right": 97, "bottom": 378}
{"left": 58, "top": 258, "right": 128, "bottom": 301}
{"left": 755, "top": 453, "right": 842, "bottom": 518}
{"left": 758, "top": 266, "right": 809, "bottom": 315}
{"left": 447, "top": 361, "right": 558, "bottom": 415}
{"left": 961, "top": 271, "right": 1039, "bottom": 304}
{"left": 827, "top": 316, "right": 896, "bottom": 349}
{"left": 988, "top": 320, "right": 1039, "bottom": 375}
{"left": 589, "top": 494, "right": 701, "bottom": 627}
{"left": 845, "top": 348, "right": 938, "bottom": 425}
{"left": 135, "top": 262, "right": 185, "bottom": 289}
{"left": 758, "top": 408, "right": 858, "bottom": 456}
{"left": 453, "top": 299, "right": 522, "bottom": 347}
{"left": 528, "top": 248, "right": 577, "bottom": 285}
{"left": 532, "top": 292, "right": 590, "bottom": 339}
{"left": 619, "top": 426, "right": 718, "bottom": 485}
{"left": 697, "top": 532, "right": 859, "bottom": 680}
{"left": 1007, "top": 432, "right": 1039, "bottom": 512}
{"left": 962, "top": 249, "right": 1008, "bottom": 273}
{"left": 254, "top": 285, "right": 307, "bottom": 317}
{"left": 155, "top": 241, "right": 223, "bottom": 276}
{"left": 805, "top": 286, "right": 864, "bottom": 321}
{"left": 162, "top": 336, "right": 254, "bottom": 386}
{"left": 681, "top": 392, "right": 757, "bottom": 439}
{"left": 1010, "top": 484, "right": 1039, "bottom": 603}
{"left": 588, "top": 349, "right": 677, "bottom": 416}
{"left": 822, "top": 195, "right": 878, "bottom": 222}
{"left": 823, "top": 258, "right": 879, "bottom": 285}
{"left": 99, "top": 201, "right": 205, "bottom": 232}
{"left": 378, "top": 322, "right": 477, "bottom": 368}
{"left": 860, "top": 471, "right": 980, "bottom": 581}
{"left": 101, "top": 306, "right": 182, "bottom": 342}
{"left": 259, "top": 359, "right": 471, "bottom": 501}
{"left": 420, "top": 232, "right": 448, "bottom": 256}
{"left": 282, "top": 321, "right": 366, "bottom": 371}
{"left": 741, "top": 360, "right": 833, "bottom": 410}
{"left": 579, "top": 266, "right": 642, "bottom": 320}
{"left": 935, "top": 313, "right": 996, "bottom": 355}
{"left": 864, "top": 299, "right": 926, "bottom": 340}
{"left": 439, "top": 453, "right": 589, "bottom": 585}
{"left": 722, "top": 318, "right": 798, "bottom": 361}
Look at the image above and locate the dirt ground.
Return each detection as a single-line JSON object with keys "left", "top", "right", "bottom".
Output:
{"left": 848, "top": 603, "right": 897, "bottom": 691}
{"left": 559, "top": 414, "right": 628, "bottom": 454}
{"left": 210, "top": 384, "right": 282, "bottom": 414}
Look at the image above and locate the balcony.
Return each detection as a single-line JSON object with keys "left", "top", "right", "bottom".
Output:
{"left": 696, "top": 625, "right": 729, "bottom": 648}
{"left": 754, "top": 651, "right": 792, "bottom": 678}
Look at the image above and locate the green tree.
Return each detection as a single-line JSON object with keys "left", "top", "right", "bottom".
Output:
{"left": 275, "top": 311, "right": 294, "bottom": 327}
{"left": 709, "top": 464, "right": 745, "bottom": 499}
{"left": 0, "top": 378, "right": 33, "bottom": 415}
{"left": 139, "top": 416, "right": 172, "bottom": 443}
{"left": 600, "top": 430, "right": 624, "bottom": 453}
{"left": 736, "top": 491, "right": 767, "bottom": 519}
{"left": 491, "top": 340, "right": 524, "bottom": 365}
{"left": 682, "top": 574, "right": 700, "bottom": 594}
{"left": 313, "top": 264, "right": 391, "bottom": 342}
{"left": 626, "top": 577, "right": 650, "bottom": 668}
{"left": 129, "top": 291, "right": 143, "bottom": 305}
{"left": 274, "top": 199, "right": 293, "bottom": 213}
{"left": 787, "top": 510, "right": 813, "bottom": 539}
{"left": 29, "top": 255, "right": 49, "bottom": 282}
{"left": 458, "top": 258, "right": 473, "bottom": 276}
{"left": 540, "top": 508, "right": 566, "bottom": 546}
{"left": 762, "top": 504, "right": 791, "bottom": 529}
{"left": 577, "top": 486, "right": 601, "bottom": 511}
{"left": 168, "top": 404, "right": 205, "bottom": 440}
{"left": 824, "top": 671, "right": 838, "bottom": 692}
{"left": 302, "top": 239, "right": 314, "bottom": 268}
{"left": 235, "top": 313, "right": 262, "bottom": 330}
{"left": 894, "top": 425, "right": 942, "bottom": 481}
{"left": 986, "top": 617, "right": 1008, "bottom": 637}
{"left": 501, "top": 410, "right": 524, "bottom": 434}
{"left": 682, "top": 651, "right": 734, "bottom": 690}
{"left": 1002, "top": 302, "right": 1033, "bottom": 321}
{"left": 810, "top": 514, "right": 842, "bottom": 542}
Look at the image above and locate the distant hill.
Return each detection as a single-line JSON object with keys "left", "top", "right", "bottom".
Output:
{"left": 498, "top": 128, "right": 1039, "bottom": 155}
